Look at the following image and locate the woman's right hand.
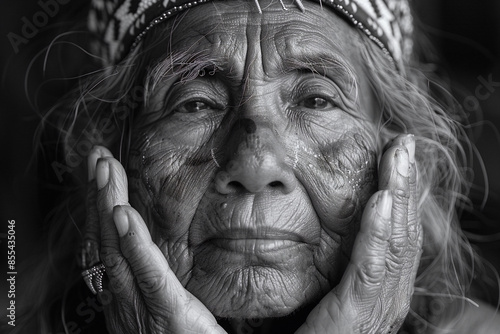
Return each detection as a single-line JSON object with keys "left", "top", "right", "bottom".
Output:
{"left": 85, "top": 146, "right": 227, "bottom": 334}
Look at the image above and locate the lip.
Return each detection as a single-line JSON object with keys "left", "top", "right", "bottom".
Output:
{"left": 212, "top": 228, "right": 305, "bottom": 241}
{"left": 189, "top": 194, "right": 322, "bottom": 254}
{"left": 205, "top": 228, "right": 308, "bottom": 253}
{"left": 211, "top": 238, "right": 302, "bottom": 253}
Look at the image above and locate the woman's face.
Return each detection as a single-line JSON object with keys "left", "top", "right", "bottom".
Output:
{"left": 128, "top": 0, "right": 379, "bottom": 318}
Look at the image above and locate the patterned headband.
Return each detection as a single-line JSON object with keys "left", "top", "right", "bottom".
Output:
{"left": 88, "top": 0, "right": 413, "bottom": 70}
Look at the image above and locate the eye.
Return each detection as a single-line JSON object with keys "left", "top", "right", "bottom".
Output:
{"left": 174, "top": 100, "right": 213, "bottom": 113}
{"left": 299, "top": 96, "right": 335, "bottom": 110}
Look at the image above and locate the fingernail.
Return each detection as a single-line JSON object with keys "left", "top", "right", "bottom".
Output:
{"left": 403, "top": 134, "right": 415, "bottom": 164}
{"left": 395, "top": 148, "right": 409, "bottom": 177}
{"left": 378, "top": 190, "right": 392, "bottom": 219}
{"left": 96, "top": 159, "right": 110, "bottom": 189}
{"left": 113, "top": 206, "right": 129, "bottom": 237}
{"left": 89, "top": 147, "right": 113, "bottom": 181}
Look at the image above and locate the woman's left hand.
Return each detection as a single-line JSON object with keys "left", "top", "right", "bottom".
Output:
{"left": 296, "top": 134, "right": 423, "bottom": 334}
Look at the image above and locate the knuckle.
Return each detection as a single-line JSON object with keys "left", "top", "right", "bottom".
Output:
{"left": 357, "top": 261, "right": 385, "bottom": 285}
{"left": 101, "top": 248, "right": 119, "bottom": 265}
{"left": 101, "top": 251, "right": 126, "bottom": 273}
{"left": 390, "top": 208, "right": 408, "bottom": 222}
{"left": 365, "top": 233, "right": 390, "bottom": 252}
{"left": 407, "top": 223, "right": 418, "bottom": 244}
{"left": 389, "top": 236, "right": 408, "bottom": 257}
{"left": 385, "top": 256, "right": 404, "bottom": 274}
{"left": 393, "top": 189, "right": 410, "bottom": 200}
{"left": 138, "top": 272, "right": 167, "bottom": 295}
{"left": 370, "top": 220, "right": 391, "bottom": 242}
{"left": 406, "top": 243, "right": 422, "bottom": 258}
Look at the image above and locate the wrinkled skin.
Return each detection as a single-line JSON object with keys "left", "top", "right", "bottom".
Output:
{"left": 130, "top": 0, "right": 378, "bottom": 317}
{"left": 84, "top": 1, "right": 423, "bottom": 333}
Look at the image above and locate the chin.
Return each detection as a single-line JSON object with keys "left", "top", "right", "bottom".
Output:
{"left": 185, "top": 258, "right": 331, "bottom": 319}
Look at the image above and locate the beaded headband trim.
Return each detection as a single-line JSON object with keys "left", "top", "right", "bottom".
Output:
{"left": 88, "top": 0, "right": 413, "bottom": 69}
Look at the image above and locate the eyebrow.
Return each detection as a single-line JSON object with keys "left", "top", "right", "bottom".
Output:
{"left": 146, "top": 50, "right": 224, "bottom": 92}
{"left": 146, "top": 48, "right": 359, "bottom": 99}
{"left": 282, "top": 52, "right": 358, "bottom": 91}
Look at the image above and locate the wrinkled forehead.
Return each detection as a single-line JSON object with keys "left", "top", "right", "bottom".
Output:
{"left": 152, "top": 0, "right": 366, "bottom": 77}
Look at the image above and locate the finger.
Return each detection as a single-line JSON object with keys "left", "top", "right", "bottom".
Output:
{"left": 394, "top": 135, "right": 422, "bottom": 298}
{"left": 377, "top": 142, "right": 411, "bottom": 324}
{"left": 384, "top": 136, "right": 421, "bottom": 325}
{"left": 306, "top": 191, "right": 393, "bottom": 333}
{"left": 339, "top": 190, "right": 392, "bottom": 301}
{"left": 88, "top": 146, "right": 114, "bottom": 183}
{"left": 393, "top": 134, "right": 418, "bottom": 245}
{"left": 379, "top": 143, "right": 410, "bottom": 263}
{"left": 95, "top": 156, "right": 133, "bottom": 295}
{"left": 113, "top": 205, "right": 226, "bottom": 333}
{"left": 96, "top": 156, "right": 129, "bottom": 251}
{"left": 82, "top": 146, "right": 113, "bottom": 268}
{"left": 113, "top": 205, "right": 184, "bottom": 305}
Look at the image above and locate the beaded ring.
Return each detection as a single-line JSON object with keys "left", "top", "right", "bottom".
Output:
{"left": 82, "top": 263, "right": 106, "bottom": 294}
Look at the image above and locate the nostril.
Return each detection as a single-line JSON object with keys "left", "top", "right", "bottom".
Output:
{"left": 269, "top": 181, "right": 283, "bottom": 188}
{"left": 215, "top": 169, "right": 296, "bottom": 194}
{"left": 227, "top": 181, "right": 246, "bottom": 191}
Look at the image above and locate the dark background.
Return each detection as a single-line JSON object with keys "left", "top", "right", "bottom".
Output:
{"left": 1, "top": 0, "right": 499, "bottom": 325}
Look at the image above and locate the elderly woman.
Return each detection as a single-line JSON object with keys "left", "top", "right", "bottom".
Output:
{"left": 16, "top": 0, "right": 500, "bottom": 333}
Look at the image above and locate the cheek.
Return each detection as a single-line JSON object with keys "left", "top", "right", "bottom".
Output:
{"left": 296, "top": 119, "right": 378, "bottom": 230}
{"left": 129, "top": 130, "right": 194, "bottom": 214}
{"left": 295, "top": 127, "right": 378, "bottom": 280}
{"left": 127, "top": 127, "right": 220, "bottom": 277}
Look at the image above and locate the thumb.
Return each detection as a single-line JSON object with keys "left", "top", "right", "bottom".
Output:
{"left": 296, "top": 191, "right": 392, "bottom": 334}
{"left": 113, "top": 205, "right": 227, "bottom": 333}
{"left": 113, "top": 205, "right": 186, "bottom": 303}
{"left": 336, "top": 190, "right": 392, "bottom": 303}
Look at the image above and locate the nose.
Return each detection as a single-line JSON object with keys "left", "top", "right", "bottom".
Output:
{"left": 215, "top": 118, "right": 296, "bottom": 195}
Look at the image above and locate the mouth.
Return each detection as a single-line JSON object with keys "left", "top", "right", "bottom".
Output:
{"left": 211, "top": 238, "right": 303, "bottom": 253}
{"left": 206, "top": 228, "right": 308, "bottom": 254}
{"left": 190, "top": 192, "right": 321, "bottom": 261}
